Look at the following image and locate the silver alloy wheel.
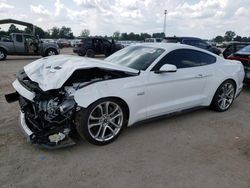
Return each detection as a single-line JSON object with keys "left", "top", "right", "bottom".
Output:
{"left": 0, "top": 51, "right": 4, "bottom": 59}
{"left": 48, "top": 50, "right": 56, "bottom": 56}
{"left": 218, "top": 82, "right": 235, "bottom": 110}
{"left": 88, "top": 101, "right": 124, "bottom": 142}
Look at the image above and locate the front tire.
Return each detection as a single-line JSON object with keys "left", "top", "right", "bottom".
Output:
{"left": 210, "top": 80, "right": 236, "bottom": 112}
{"left": 76, "top": 98, "right": 128, "bottom": 145}
{"left": 0, "top": 48, "right": 7, "bottom": 61}
{"left": 45, "top": 48, "right": 58, "bottom": 56}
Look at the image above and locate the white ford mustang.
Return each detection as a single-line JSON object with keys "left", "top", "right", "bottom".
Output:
{"left": 6, "top": 43, "right": 244, "bottom": 148}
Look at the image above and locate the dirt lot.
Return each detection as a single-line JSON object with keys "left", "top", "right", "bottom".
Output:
{"left": 0, "top": 48, "right": 250, "bottom": 188}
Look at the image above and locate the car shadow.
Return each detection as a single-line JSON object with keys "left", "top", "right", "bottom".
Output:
{"left": 244, "top": 83, "right": 250, "bottom": 92}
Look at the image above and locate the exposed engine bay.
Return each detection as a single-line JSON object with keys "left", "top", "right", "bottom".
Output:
{"left": 6, "top": 67, "right": 137, "bottom": 148}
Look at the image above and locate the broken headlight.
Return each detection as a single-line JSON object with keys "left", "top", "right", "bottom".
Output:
{"left": 38, "top": 97, "right": 76, "bottom": 123}
{"left": 59, "top": 98, "right": 76, "bottom": 115}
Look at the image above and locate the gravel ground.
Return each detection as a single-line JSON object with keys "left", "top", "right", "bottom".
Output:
{"left": 0, "top": 48, "right": 250, "bottom": 188}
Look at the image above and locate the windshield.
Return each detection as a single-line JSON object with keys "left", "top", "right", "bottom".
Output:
{"left": 105, "top": 45, "right": 165, "bottom": 71}
{"left": 238, "top": 45, "right": 250, "bottom": 53}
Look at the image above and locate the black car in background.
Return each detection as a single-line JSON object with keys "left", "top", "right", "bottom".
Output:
{"left": 227, "top": 45, "right": 250, "bottom": 82}
{"left": 163, "top": 37, "right": 221, "bottom": 55}
{"left": 223, "top": 42, "right": 250, "bottom": 58}
{"left": 73, "top": 37, "right": 123, "bottom": 57}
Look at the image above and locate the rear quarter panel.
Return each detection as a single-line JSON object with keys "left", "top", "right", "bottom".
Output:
{"left": 201, "top": 57, "right": 244, "bottom": 106}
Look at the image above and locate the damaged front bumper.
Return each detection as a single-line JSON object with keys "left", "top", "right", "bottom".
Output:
{"left": 19, "top": 111, "right": 33, "bottom": 140}
{"left": 7, "top": 75, "right": 77, "bottom": 149}
{"left": 19, "top": 111, "right": 76, "bottom": 149}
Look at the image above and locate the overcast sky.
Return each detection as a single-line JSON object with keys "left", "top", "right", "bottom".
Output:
{"left": 0, "top": 0, "right": 249, "bottom": 39}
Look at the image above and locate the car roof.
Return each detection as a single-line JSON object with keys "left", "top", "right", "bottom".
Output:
{"left": 134, "top": 42, "right": 218, "bottom": 57}
{"left": 164, "top": 36, "right": 202, "bottom": 40}
{"left": 78, "top": 37, "right": 107, "bottom": 40}
{"left": 136, "top": 42, "right": 196, "bottom": 50}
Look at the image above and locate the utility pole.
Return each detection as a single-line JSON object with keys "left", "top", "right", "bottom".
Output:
{"left": 163, "top": 10, "right": 167, "bottom": 37}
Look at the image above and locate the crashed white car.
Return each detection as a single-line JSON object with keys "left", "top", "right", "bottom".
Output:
{"left": 6, "top": 43, "right": 244, "bottom": 148}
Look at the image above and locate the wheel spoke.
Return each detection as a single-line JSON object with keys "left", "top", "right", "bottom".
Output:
{"left": 227, "top": 95, "right": 234, "bottom": 99}
{"left": 109, "top": 106, "right": 118, "bottom": 117}
{"left": 222, "top": 99, "right": 226, "bottom": 108}
{"left": 101, "top": 126, "right": 107, "bottom": 140}
{"left": 110, "top": 113, "right": 122, "bottom": 121}
{"left": 221, "top": 86, "right": 225, "bottom": 93}
{"left": 226, "top": 88, "right": 234, "bottom": 95}
{"left": 218, "top": 98, "right": 223, "bottom": 104}
{"left": 90, "top": 114, "right": 102, "bottom": 120}
{"left": 106, "top": 125, "right": 115, "bottom": 135}
{"left": 97, "top": 105, "right": 104, "bottom": 116}
{"left": 95, "top": 125, "right": 103, "bottom": 138}
{"left": 89, "top": 122, "right": 102, "bottom": 129}
{"left": 109, "top": 120, "right": 120, "bottom": 128}
{"left": 105, "top": 102, "right": 110, "bottom": 115}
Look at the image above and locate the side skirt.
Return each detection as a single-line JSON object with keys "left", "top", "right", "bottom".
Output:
{"left": 131, "top": 106, "right": 206, "bottom": 127}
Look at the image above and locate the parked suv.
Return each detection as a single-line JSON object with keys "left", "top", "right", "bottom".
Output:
{"left": 223, "top": 42, "right": 250, "bottom": 58}
{"left": 0, "top": 33, "right": 60, "bottom": 60}
{"left": 163, "top": 37, "right": 221, "bottom": 55}
{"left": 73, "top": 37, "right": 123, "bottom": 57}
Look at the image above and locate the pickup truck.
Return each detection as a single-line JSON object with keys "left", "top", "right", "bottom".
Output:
{"left": 0, "top": 33, "right": 60, "bottom": 60}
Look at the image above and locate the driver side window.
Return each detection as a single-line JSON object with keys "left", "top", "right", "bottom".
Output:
{"left": 152, "top": 49, "right": 216, "bottom": 71}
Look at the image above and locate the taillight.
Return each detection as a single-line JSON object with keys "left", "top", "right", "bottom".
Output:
{"left": 227, "top": 55, "right": 250, "bottom": 62}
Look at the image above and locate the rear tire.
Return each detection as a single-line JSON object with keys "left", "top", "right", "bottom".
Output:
{"left": 76, "top": 98, "right": 128, "bottom": 145}
{"left": 77, "top": 52, "right": 86, "bottom": 56}
{"left": 0, "top": 48, "right": 7, "bottom": 61}
{"left": 210, "top": 80, "right": 236, "bottom": 112}
{"left": 86, "top": 49, "right": 95, "bottom": 58}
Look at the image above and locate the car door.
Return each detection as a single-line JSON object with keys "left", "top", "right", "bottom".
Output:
{"left": 102, "top": 39, "right": 111, "bottom": 54}
{"left": 14, "top": 34, "right": 25, "bottom": 53}
{"left": 23, "top": 35, "right": 39, "bottom": 55}
{"left": 146, "top": 49, "right": 212, "bottom": 118}
{"left": 93, "top": 39, "right": 103, "bottom": 54}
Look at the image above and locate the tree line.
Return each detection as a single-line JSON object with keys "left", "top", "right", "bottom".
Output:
{"left": 0, "top": 24, "right": 74, "bottom": 39}
{"left": 213, "top": 31, "right": 250, "bottom": 43}
{"left": 1, "top": 24, "right": 249, "bottom": 42}
{"left": 0, "top": 24, "right": 165, "bottom": 41}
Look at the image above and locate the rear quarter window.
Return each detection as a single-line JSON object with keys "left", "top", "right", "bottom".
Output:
{"left": 199, "top": 51, "right": 217, "bottom": 66}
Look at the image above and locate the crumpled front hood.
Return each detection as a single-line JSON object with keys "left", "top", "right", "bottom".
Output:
{"left": 24, "top": 55, "right": 138, "bottom": 91}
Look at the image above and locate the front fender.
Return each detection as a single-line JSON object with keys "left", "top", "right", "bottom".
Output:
{"left": 73, "top": 81, "right": 128, "bottom": 108}
{"left": 0, "top": 45, "right": 8, "bottom": 52}
{"left": 72, "top": 76, "right": 147, "bottom": 126}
